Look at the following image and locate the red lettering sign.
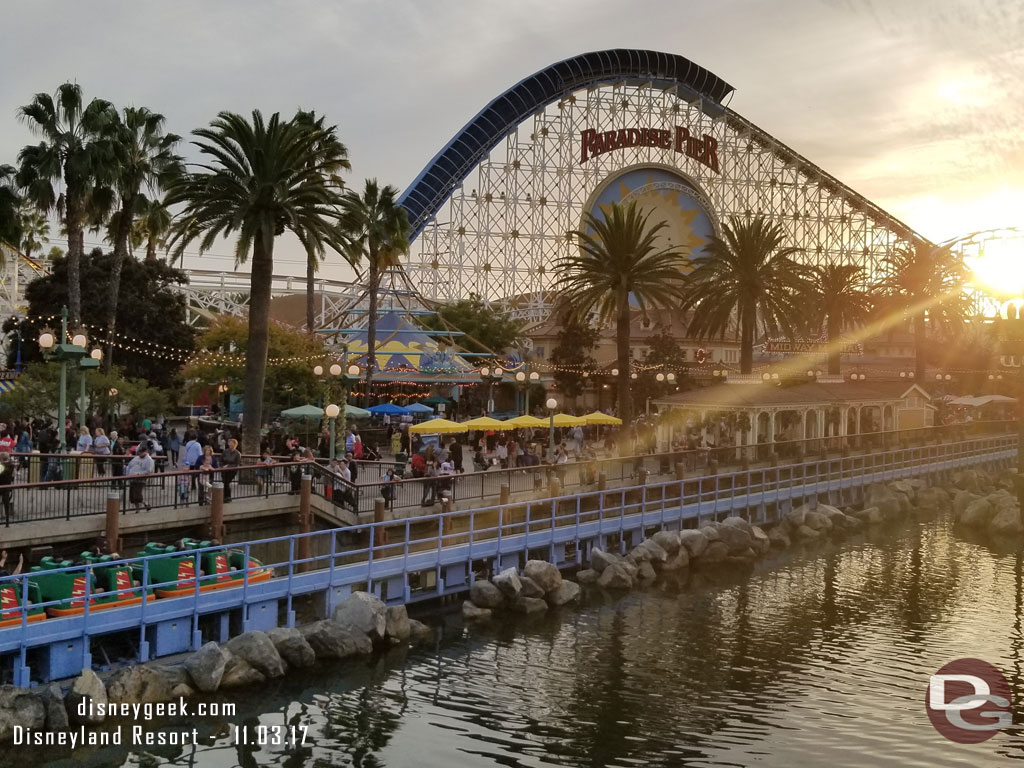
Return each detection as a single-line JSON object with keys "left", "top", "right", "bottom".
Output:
{"left": 579, "top": 125, "right": 720, "bottom": 173}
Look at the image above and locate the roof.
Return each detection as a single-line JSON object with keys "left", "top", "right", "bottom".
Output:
{"left": 653, "top": 381, "right": 932, "bottom": 410}
{"left": 398, "top": 49, "right": 734, "bottom": 239}
{"left": 341, "top": 312, "right": 474, "bottom": 374}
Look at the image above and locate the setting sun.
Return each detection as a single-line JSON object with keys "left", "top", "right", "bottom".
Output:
{"left": 963, "top": 229, "right": 1024, "bottom": 298}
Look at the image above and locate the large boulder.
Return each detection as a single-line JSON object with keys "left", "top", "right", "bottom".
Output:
{"left": 462, "top": 601, "right": 493, "bottom": 621}
{"left": 864, "top": 484, "right": 900, "bottom": 519}
{"left": 960, "top": 498, "right": 995, "bottom": 528}
{"left": 955, "top": 469, "right": 981, "bottom": 493}
{"left": 267, "top": 627, "right": 316, "bottom": 668}
{"left": 795, "top": 524, "right": 820, "bottom": 541}
{"left": 546, "top": 580, "right": 582, "bottom": 606}
{"left": 512, "top": 596, "right": 548, "bottom": 614}
{"left": 767, "top": 526, "right": 791, "bottom": 548}
{"left": 576, "top": 568, "right": 599, "bottom": 584}
{"left": 662, "top": 548, "right": 690, "bottom": 570}
{"left": 597, "top": 563, "right": 634, "bottom": 589}
{"left": 492, "top": 567, "right": 523, "bottom": 598}
{"left": 66, "top": 669, "right": 108, "bottom": 725}
{"left": 469, "top": 579, "right": 505, "bottom": 609}
{"left": 678, "top": 529, "right": 709, "bottom": 558}
{"left": 519, "top": 576, "right": 546, "bottom": 598}
{"left": 843, "top": 514, "right": 865, "bottom": 532}
{"left": 332, "top": 591, "right": 387, "bottom": 641}
{"left": 617, "top": 559, "right": 639, "bottom": 579}
{"left": 631, "top": 540, "right": 668, "bottom": 565}
{"left": 219, "top": 652, "right": 266, "bottom": 689}
{"left": 184, "top": 641, "right": 228, "bottom": 693}
{"left": 700, "top": 540, "right": 729, "bottom": 563}
{"left": 750, "top": 526, "right": 770, "bottom": 554}
{"left": 589, "top": 548, "right": 619, "bottom": 574}
{"left": 851, "top": 506, "right": 883, "bottom": 525}
{"left": 953, "top": 490, "right": 982, "bottom": 518}
{"left": 524, "top": 560, "right": 563, "bottom": 593}
{"left": 408, "top": 619, "right": 433, "bottom": 645}
{"left": 637, "top": 561, "right": 657, "bottom": 581}
{"left": 817, "top": 505, "right": 848, "bottom": 528}
{"left": 700, "top": 525, "right": 721, "bottom": 543}
{"left": 107, "top": 664, "right": 175, "bottom": 704}
{"left": 650, "top": 530, "right": 681, "bottom": 554}
{"left": 784, "top": 505, "right": 808, "bottom": 530}
{"left": 384, "top": 605, "right": 411, "bottom": 643}
{"left": 720, "top": 516, "right": 754, "bottom": 537}
{"left": 889, "top": 480, "right": 917, "bottom": 500}
{"left": 917, "top": 486, "right": 950, "bottom": 512}
{"left": 225, "top": 631, "right": 286, "bottom": 679}
{"left": 0, "top": 686, "right": 45, "bottom": 743}
{"left": 39, "top": 683, "right": 69, "bottom": 731}
{"left": 988, "top": 507, "right": 1024, "bottom": 538}
{"left": 803, "top": 510, "right": 832, "bottom": 532}
{"left": 301, "top": 620, "right": 372, "bottom": 659}
{"left": 715, "top": 522, "right": 753, "bottom": 554}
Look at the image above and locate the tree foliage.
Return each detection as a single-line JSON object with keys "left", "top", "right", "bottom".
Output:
{"left": 184, "top": 315, "right": 326, "bottom": 420}
{"left": 421, "top": 294, "right": 524, "bottom": 355}
{"left": 0, "top": 361, "right": 169, "bottom": 425}
{"left": 680, "top": 215, "right": 812, "bottom": 374}
{"left": 806, "top": 263, "right": 873, "bottom": 375}
{"left": 167, "top": 109, "right": 352, "bottom": 453}
{"left": 550, "top": 313, "right": 598, "bottom": 400}
{"left": 20, "top": 248, "right": 194, "bottom": 390}
{"left": 558, "top": 201, "right": 689, "bottom": 432}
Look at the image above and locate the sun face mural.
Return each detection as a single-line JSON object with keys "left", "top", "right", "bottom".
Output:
{"left": 583, "top": 166, "right": 717, "bottom": 269}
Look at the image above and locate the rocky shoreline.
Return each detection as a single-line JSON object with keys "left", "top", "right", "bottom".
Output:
{"left": 1, "top": 464, "right": 1016, "bottom": 744}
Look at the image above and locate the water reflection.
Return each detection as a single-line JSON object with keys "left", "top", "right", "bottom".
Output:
{"left": 10, "top": 513, "right": 1024, "bottom": 767}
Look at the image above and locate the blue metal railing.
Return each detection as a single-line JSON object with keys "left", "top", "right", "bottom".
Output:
{"left": 0, "top": 432, "right": 1015, "bottom": 685}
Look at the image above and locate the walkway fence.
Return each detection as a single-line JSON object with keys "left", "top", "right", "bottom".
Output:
{"left": 0, "top": 420, "right": 1016, "bottom": 527}
{"left": 0, "top": 429, "right": 1015, "bottom": 685}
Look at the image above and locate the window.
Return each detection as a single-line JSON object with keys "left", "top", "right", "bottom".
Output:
{"left": 640, "top": 316, "right": 653, "bottom": 330}
{"left": 724, "top": 349, "right": 738, "bottom": 363}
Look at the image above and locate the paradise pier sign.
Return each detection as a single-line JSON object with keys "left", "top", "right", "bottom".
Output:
{"left": 579, "top": 125, "right": 720, "bottom": 172}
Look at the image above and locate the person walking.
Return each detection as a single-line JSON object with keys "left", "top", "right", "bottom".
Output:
{"left": 125, "top": 444, "right": 154, "bottom": 513}
{"left": 381, "top": 467, "right": 398, "bottom": 511}
{"left": 0, "top": 453, "right": 14, "bottom": 524}
{"left": 167, "top": 429, "right": 181, "bottom": 468}
{"left": 76, "top": 426, "right": 92, "bottom": 453}
{"left": 110, "top": 432, "right": 127, "bottom": 486}
{"left": 14, "top": 429, "right": 31, "bottom": 473}
{"left": 91, "top": 427, "right": 111, "bottom": 477}
{"left": 220, "top": 438, "right": 241, "bottom": 502}
{"left": 450, "top": 439, "right": 463, "bottom": 473}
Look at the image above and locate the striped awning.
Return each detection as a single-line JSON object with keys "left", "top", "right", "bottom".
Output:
{"left": 0, "top": 379, "right": 20, "bottom": 396}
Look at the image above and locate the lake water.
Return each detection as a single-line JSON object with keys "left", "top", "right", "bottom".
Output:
{"left": 11, "top": 511, "right": 1024, "bottom": 767}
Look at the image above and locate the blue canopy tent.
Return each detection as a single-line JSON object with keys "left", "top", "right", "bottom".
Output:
{"left": 367, "top": 403, "right": 412, "bottom": 416}
{"left": 405, "top": 403, "right": 435, "bottom": 414}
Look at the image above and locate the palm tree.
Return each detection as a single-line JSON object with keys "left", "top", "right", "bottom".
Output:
{"left": 18, "top": 204, "right": 50, "bottom": 264}
{"left": 105, "top": 107, "right": 182, "bottom": 369}
{"left": 556, "top": 201, "right": 689, "bottom": 436}
{"left": 340, "top": 180, "right": 410, "bottom": 392}
{"left": 807, "top": 263, "right": 873, "bottom": 375}
{"left": 16, "top": 83, "right": 117, "bottom": 327}
{"left": 133, "top": 195, "right": 172, "bottom": 262}
{"left": 294, "top": 110, "right": 349, "bottom": 333}
{"left": 679, "top": 215, "right": 812, "bottom": 374}
{"left": 878, "top": 239, "right": 970, "bottom": 380}
{"left": 167, "top": 110, "right": 349, "bottom": 453}
{"left": 0, "top": 165, "right": 20, "bottom": 255}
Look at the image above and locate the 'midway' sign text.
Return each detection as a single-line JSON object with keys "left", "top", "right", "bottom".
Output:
{"left": 579, "top": 126, "right": 719, "bottom": 173}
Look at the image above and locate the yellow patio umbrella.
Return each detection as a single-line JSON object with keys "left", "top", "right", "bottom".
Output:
{"left": 461, "top": 416, "right": 510, "bottom": 430}
{"left": 583, "top": 411, "right": 623, "bottom": 426}
{"left": 504, "top": 414, "right": 548, "bottom": 428}
{"left": 551, "top": 413, "right": 587, "bottom": 427}
{"left": 408, "top": 418, "right": 468, "bottom": 434}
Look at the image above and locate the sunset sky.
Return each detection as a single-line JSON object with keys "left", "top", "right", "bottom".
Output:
{"left": 0, "top": 0, "right": 1020, "bottom": 280}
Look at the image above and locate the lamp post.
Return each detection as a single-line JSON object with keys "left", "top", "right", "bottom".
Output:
{"left": 546, "top": 396, "right": 558, "bottom": 462}
{"left": 343, "top": 364, "right": 360, "bottom": 410}
{"left": 37, "top": 307, "right": 87, "bottom": 452}
{"left": 515, "top": 369, "right": 540, "bottom": 415}
{"left": 108, "top": 387, "right": 118, "bottom": 432}
{"left": 79, "top": 348, "right": 102, "bottom": 425}
{"left": 217, "top": 381, "right": 230, "bottom": 419}
{"left": 325, "top": 403, "right": 340, "bottom": 461}
{"left": 479, "top": 366, "right": 504, "bottom": 416}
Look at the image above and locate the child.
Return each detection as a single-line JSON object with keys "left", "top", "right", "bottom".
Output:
{"left": 197, "top": 454, "right": 215, "bottom": 504}
{"left": 256, "top": 450, "right": 276, "bottom": 493}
